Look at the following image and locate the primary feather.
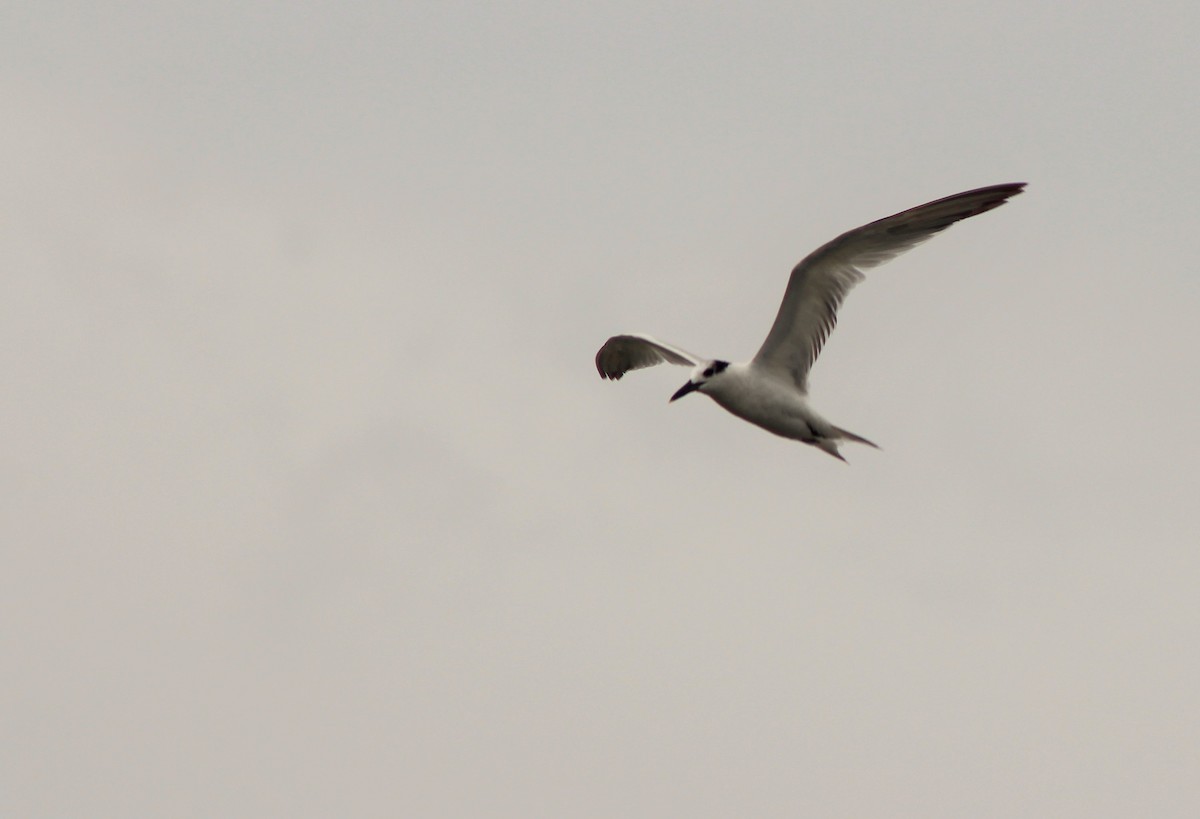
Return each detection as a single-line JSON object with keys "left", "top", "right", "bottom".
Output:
{"left": 595, "top": 334, "right": 700, "bottom": 380}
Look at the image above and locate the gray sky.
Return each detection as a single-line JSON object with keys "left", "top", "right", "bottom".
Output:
{"left": 3, "top": 2, "right": 1199, "bottom": 816}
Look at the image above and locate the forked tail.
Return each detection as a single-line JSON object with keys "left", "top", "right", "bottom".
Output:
{"left": 812, "top": 427, "right": 880, "bottom": 463}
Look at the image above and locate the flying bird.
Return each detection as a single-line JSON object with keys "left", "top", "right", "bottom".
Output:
{"left": 595, "top": 183, "right": 1026, "bottom": 461}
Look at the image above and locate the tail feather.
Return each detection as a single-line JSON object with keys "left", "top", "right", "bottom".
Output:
{"left": 832, "top": 426, "right": 880, "bottom": 450}
{"left": 811, "top": 437, "right": 847, "bottom": 462}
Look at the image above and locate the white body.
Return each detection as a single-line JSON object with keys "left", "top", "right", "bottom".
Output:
{"left": 704, "top": 363, "right": 829, "bottom": 440}
{"left": 683, "top": 362, "right": 865, "bottom": 460}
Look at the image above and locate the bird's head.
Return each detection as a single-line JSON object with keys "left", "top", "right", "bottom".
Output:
{"left": 670, "top": 359, "right": 730, "bottom": 402}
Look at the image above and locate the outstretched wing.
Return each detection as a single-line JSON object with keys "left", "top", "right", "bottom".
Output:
{"left": 753, "top": 183, "right": 1026, "bottom": 389}
{"left": 595, "top": 334, "right": 701, "bottom": 380}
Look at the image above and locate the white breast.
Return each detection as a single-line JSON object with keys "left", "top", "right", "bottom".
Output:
{"left": 702, "top": 364, "right": 829, "bottom": 442}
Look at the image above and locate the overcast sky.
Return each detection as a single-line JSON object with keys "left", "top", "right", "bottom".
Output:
{"left": 3, "top": 2, "right": 1199, "bottom": 817}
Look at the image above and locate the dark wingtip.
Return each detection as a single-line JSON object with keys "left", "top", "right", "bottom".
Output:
{"left": 595, "top": 346, "right": 616, "bottom": 380}
{"left": 883, "top": 182, "right": 1028, "bottom": 237}
{"left": 981, "top": 181, "right": 1028, "bottom": 204}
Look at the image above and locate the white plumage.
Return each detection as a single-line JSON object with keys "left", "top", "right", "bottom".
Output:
{"left": 595, "top": 183, "right": 1026, "bottom": 461}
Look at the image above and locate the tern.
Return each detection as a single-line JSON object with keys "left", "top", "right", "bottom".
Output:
{"left": 595, "top": 183, "right": 1025, "bottom": 461}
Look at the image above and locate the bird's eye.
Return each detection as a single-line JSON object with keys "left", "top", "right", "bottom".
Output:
{"left": 703, "top": 368, "right": 714, "bottom": 377}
